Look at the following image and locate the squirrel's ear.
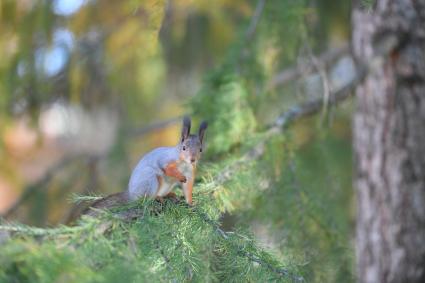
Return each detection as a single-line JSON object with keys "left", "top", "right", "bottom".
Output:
{"left": 181, "top": 116, "right": 191, "bottom": 142}
{"left": 198, "top": 121, "right": 208, "bottom": 144}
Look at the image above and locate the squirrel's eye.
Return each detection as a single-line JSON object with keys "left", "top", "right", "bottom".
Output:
{"left": 200, "top": 148, "right": 202, "bottom": 152}
{"left": 182, "top": 146, "right": 186, "bottom": 151}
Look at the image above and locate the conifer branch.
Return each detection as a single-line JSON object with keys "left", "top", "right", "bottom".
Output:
{"left": 195, "top": 208, "right": 304, "bottom": 281}
{"left": 146, "top": 224, "right": 177, "bottom": 280}
{"left": 200, "top": 71, "right": 358, "bottom": 194}
{"left": 238, "top": 249, "right": 304, "bottom": 282}
{"left": 69, "top": 193, "right": 104, "bottom": 204}
{"left": 0, "top": 221, "right": 89, "bottom": 237}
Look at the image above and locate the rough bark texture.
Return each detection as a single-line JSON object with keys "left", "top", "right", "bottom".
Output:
{"left": 352, "top": 1, "right": 425, "bottom": 282}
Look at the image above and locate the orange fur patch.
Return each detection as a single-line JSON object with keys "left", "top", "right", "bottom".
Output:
{"left": 163, "top": 162, "right": 185, "bottom": 182}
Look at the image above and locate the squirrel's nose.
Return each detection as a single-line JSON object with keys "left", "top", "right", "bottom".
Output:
{"left": 190, "top": 158, "right": 196, "bottom": 163}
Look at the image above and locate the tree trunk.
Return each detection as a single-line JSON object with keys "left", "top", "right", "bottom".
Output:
{"left": 352, "top": 1, "right": 425, "bottom": 282}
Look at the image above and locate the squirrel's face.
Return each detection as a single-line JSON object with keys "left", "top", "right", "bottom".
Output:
{"left": 180, "top": 135, "right": 203, "bottom": 165}
{"left": 179, "top": 117, "right": 208, "bottom": 166}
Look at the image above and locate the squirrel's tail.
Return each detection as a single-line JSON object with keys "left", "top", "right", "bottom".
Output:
{"left": 83, "top": 192, "right": 129, "bottom": 217}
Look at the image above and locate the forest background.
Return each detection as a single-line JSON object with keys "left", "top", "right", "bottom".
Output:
{"left": 0, "top": 0, "right": 371, "bottom": 282}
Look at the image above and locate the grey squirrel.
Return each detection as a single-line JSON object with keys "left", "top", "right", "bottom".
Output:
{"left": 85, "top": 117, "right": 207, "bottom": 215}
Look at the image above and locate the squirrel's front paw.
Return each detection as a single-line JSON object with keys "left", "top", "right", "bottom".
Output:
{"left": 179, "top": 176, "right": 187, "bottom": 183}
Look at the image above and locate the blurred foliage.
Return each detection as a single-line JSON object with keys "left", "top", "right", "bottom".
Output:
{"left": 247, "top": 114, "right": 354, "bottom": 282}
{"left": 0, "top": 0, "right": 354, "bottom": 282}
{"left": 1, "top": 0, "right": 167, "bottom": 121}
{"left": 191, "top": 69, "right": 256, "bottom": 155}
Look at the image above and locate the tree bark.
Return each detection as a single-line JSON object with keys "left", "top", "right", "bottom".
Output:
{"left": 352, "top": 1, "right": 425, "bottom": 282}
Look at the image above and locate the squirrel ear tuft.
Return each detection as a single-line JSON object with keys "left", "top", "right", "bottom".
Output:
{"left": 181, "top": 116, "right": 191, "bottom": 142}
{"left": 198, "top": 121, "right": 208, "bottom": 144}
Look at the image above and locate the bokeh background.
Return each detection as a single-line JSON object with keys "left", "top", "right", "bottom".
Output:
{"left": 1, "top": 0, "right": 354, "bottom": 280}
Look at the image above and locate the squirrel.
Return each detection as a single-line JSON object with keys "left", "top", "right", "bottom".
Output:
{"left": 85, "top": 117, "right": 208, "bottom": 215}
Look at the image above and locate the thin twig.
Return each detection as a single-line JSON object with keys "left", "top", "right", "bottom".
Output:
{"left": 237, "top": 0, "right": 267, "bottom": 73}
{"left": 266, "top": 44, "right": 349, "bottom": 91}
{"left": 245, "top": 0, "right": 266, "bottom": 40}
{"left": 0, "top": 222, "right": 88, "bottom": 237}
{"left": 304, "top": 41, "right": 332, "bottom": 122}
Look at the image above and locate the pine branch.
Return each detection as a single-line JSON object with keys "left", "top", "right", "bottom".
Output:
{"left": 237, "top": 250, "right": 304, "bottom": 282}
{"left": 200, "top": 69, "right": 359, "bottom": 195}
{"left": 195, "top": 208, "right": 304, "bottom": 281}
{"left": 1, "top": 199, "right": 302, "bottom": 281}
{"left": 0, "top": 222, "right": 88, "bottom": 237}
{"left": 69, "top": 193, "right": 104, "bottom": 204}
{"left": 146, "top": 224, "right": 177, "bottom": 280}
